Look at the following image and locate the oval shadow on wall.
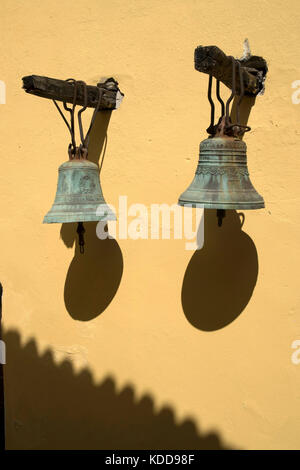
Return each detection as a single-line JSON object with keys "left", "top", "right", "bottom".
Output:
{"left": 61, "top": 222, "right": 123, "bottom": 321}
{"left": 181, "top": 209, "right": 258, "bottom": 331}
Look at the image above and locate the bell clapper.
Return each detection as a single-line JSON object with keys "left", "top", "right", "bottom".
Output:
{"left": 77, "top": 222, "right": 85, "bottom": 254}
{"left": 217, "top": 209, "right": 226, "bottom": 227}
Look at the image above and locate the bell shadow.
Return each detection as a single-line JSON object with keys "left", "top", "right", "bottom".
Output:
{"left": 230, "top": 95, "right": 256, "bottom": 132}
{"left": 62, "top": 222, "right": 123, "bottom": 321}
{"left": 182, "top": 210, "right": 258, "bottom": 331}
{"left": 60, "top": 110, "right": 123, "bottom": 321}
{"left": 86, "top": 110, "right": 111, "bottom": 166}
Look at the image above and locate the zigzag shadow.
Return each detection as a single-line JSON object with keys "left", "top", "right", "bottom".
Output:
{"left": 3, "top": 329, "right": 232, "bottom": 450}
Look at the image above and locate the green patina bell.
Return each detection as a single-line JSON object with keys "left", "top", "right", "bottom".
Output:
{"left": 40, "top": 77, "right": 119, "bottom": 253}
{"left": 43, "top": 152, "right": 116, "bottom": 224}
{"left": 178, "top": 135, "right": 264, "bottom": 211}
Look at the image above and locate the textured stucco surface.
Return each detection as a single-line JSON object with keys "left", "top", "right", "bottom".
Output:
{"left": 0, "top": 0, "right": 300, "bottom": 449}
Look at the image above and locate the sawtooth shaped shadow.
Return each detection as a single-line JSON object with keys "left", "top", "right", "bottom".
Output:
{"left": 3, "top": 329, "right": 232, "bottom": 450}
{"left": 61, "top": 222, "right": 123, "bottom": 321}
{"left": 182, "top": 210, "right": 258, "bottom": 331}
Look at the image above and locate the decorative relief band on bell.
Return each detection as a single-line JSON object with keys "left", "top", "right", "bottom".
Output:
{"left": 195, "top": 166, "right": 249, "bottom": 177}
{"left": 178, "top": 134, "right": 264, "bottom": 210}
{"left": 200, "top": 138, "right": 246, "bottom": 150}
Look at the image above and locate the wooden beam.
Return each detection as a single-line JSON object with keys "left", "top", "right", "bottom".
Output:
{"left": 22, "top": 75, "right": 124, "bottom": 110}
{"left": 194, "top": 45, "right": 268, "bottom": 96}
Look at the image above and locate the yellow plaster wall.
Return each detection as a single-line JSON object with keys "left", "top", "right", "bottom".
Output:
{"left": 1, "top": 0, "right": 300, "bottom": 449}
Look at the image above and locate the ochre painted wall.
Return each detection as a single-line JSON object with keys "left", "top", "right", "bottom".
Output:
{"left": 1, "top": 0, "right": 300, "bottom": 450}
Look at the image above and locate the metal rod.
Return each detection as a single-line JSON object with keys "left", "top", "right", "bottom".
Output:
{"left": 207, "top": 74, "right": 215, "bottom": 132}
{"left": 53, "top": 79, "right": 104, "bottom": 159}
{"left": 77, "top": 81, "right": 88, "bottom": 147}
{"left": 216, "top": 79, "right": 225, "bottom": 117}
{"left": 53, "top": 78, "right": 78, "bottom": 156}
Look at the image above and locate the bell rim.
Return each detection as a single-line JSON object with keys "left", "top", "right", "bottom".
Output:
{"left": 177, "top": 199, "right": 265, "bottom": 210}
{"left": 43, "top": 208, "right": 117, "bottom": 223}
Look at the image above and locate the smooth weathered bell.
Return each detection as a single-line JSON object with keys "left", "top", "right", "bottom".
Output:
{"left": 43, "top": 158, "right": 116, "bottom": 223}
{"left": 178, "top": 136, "right": 264, "bottom": 210}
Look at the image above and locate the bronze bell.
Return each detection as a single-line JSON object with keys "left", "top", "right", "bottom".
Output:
{"left": 178, "top": 134, "right": 264, "bottom": 212}
{"left": 40, "top": 77, "right": 118, "bottom": 253}
{"left": 43, "top": 150, "right": 116, "bottom": 224}
{"left": 179, "top": 58, "right": 265, "bottom": 225}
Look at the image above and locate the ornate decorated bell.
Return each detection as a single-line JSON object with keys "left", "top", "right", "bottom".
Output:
{"left": 179, "top": 57, "right": 266, "bottom": 225}
{"left": 178, "top": 135, "right": 264, "bottom": 210}
{"left": 43, "top": 154, "right": 116, "bottom": 224}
